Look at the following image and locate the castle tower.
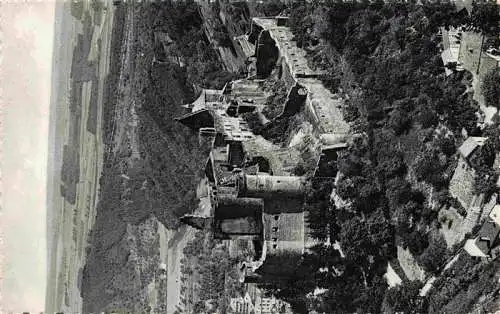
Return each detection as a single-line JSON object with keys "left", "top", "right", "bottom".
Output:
{"left": 236, "top": 173, "right": 307, "bottom": 198}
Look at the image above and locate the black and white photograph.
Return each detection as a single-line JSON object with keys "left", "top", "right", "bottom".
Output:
{"left": 1, "top": 0, "right": 499, "bottom": 313}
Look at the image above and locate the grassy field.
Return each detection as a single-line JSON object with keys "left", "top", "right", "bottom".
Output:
{"left": 45, "top": 1, "right": 114, "bottom": 312}
{"left": 459, "top": 31, "right": 499, "bottom": 123}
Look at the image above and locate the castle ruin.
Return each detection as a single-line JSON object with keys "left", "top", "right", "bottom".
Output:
{"left": 176, "top": 15, "right": 351, "bottom": 283}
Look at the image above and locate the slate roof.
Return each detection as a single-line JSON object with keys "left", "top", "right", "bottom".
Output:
{"left": 474, "top": 220, "right": 500, "bottom": 255}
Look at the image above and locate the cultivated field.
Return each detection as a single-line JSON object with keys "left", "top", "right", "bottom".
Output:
{"left": 45, "top": 1, "right": 114, "bottom": 312}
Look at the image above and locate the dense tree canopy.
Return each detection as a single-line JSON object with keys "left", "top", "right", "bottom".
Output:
{"left": 258, "top": 1, "right": 496, "bottom": 312}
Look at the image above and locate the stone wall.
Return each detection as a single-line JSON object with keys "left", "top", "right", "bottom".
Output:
{"left": 449, "top": 157, "right": 476, "bottom": 210}
{"left": 263, "top": 212, "right": 305, "bottom": 254}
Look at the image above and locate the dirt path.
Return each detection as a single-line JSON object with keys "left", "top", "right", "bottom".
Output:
{"left": 110, "top": 5, "right": 136, "bottom": 156}
{"left": 166, "top": 195, "right": 212, "bottom": 313}
{"left": 166, "top": 226, "right": 195, "bottom": 314}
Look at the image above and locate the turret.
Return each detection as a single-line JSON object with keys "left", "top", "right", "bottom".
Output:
{"left": 237, "top": 173, "right": 307, "bottom": 198}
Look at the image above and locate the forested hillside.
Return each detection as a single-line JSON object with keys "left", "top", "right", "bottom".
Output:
{"left": 248, "top": 2, "right": 500, "bottom": 313}
{"left": 81, "top": 1, "right": 499, "bottom": 312}
{"left": 82, "top": 1, "right": 237, "bottom": 312}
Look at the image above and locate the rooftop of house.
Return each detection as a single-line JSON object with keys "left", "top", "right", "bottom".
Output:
{"left": 465, "top": 215, "right": 500, "bottom": 257}
{"left": 476, "top": 219, "right": 500, "bottom": 249}
{"left": 489, "top": 205, "right": 500, "bottom": 227}
{"left": 458, "top": 136, "right": 487, "bottom": 159}
{"left": 215, "top": 195, "right": 264, "bottom": 220}
{"left": 464, "top": 238, "right": 487, "bottom": 257}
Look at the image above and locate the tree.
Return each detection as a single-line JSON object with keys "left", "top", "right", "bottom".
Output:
{"left": 474, "top": 168, "right": 499, "bottom": 197}
{"left": 388, "top": 107, "right": 412, "bottom": 135}
{"left": 418, "top": 232, "right": 448, "bottom": 274}
{"left": 413, "top": 148, "right": 448, "bottom": 188}
{"left": 469, "top": 2, "right": 500, "bottom": 35}
{"left": 339, "top": 216, "right": 370, "bottom": 263}
{"left": 482, "top": 68, "right": 499, "bottom": 109}
{"left": 385, "top": 281, "right": 426, "bottom": 314}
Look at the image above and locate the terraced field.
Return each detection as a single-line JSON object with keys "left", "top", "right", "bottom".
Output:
{"left": 45, "top": 1, "right": 114, "bottom": 312}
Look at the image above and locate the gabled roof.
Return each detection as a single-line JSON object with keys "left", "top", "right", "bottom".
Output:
{"left": 175, "top": 109, "right": 214, "bottom": 129}
{"left": 458, "top": 136, "right": 487, "bottom": 159}
{"left": 489, "top": 205, "right": 500, "bottom": 227}
{"left": 478, "top": 220, "right": 500, "bottom": 243}
{"left": 466, "top": 219, "right": 500, "bottom": 257}
{"left": 464, "top": 238, "right": 489, "bottom": 257}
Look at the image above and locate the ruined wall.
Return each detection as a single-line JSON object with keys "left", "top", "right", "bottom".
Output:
{"left": 263, "top": 212, "right": 305, "bottom": 254}
{"left": 228, "top": 141, "right": 245, "bottom": 167}
{"left": 218, "top": 217, "right": 263, "bottom": 237}
{"left": 282, "top": 82, "right": 307, "bottom": 117}
{"left": 280, "top": 57, "right": 296, "bottom": 88}
{"left": 264, "top": 197, "right": 304, "bottom": 214}
{"left": 248, "top": 21, "right": 264, "bottom": 45}
{"left": 215, "top": 194, "right": 264, "bottom": 219}
{"left": 256, "top": 30, "right": 280, "bottom": 77}
{"left": 449, "top": 157, "right": 476, "bottom": 210}
{"left": 237, "top": 173, "right": 307, "bottom": 198}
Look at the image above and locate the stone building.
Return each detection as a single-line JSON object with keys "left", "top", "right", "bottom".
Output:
{"left": 449, "top": 137, "right": 487, "bottom": 211}
{"left": 464, "top": 217, "right": 500, "bottom": 258}
{"left": 249, "top": 17, "right": 351, "bottom": 151}
{"left": 176, "top": 16, "right": 351, "bottom": 285}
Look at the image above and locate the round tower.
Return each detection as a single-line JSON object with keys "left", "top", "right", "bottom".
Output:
{"left": 237, "top": 173, "right": 307, "bottom": 198}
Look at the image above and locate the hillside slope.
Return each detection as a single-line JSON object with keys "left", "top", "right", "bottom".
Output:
{"left": 81, "top": 2, "right": 236, "bottom": 312}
